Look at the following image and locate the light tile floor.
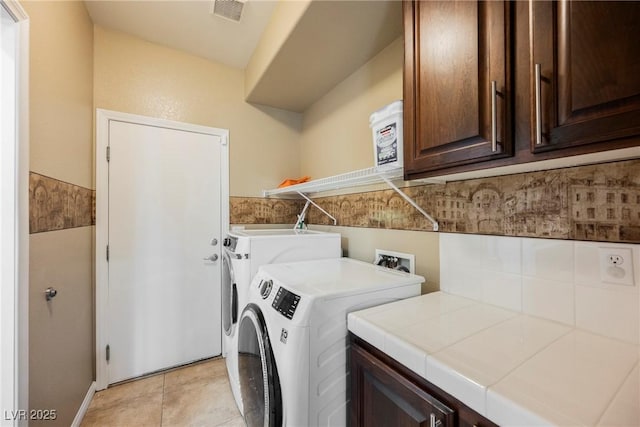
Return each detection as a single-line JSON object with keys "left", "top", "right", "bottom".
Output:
{"left": 81, "top": 358, "right": 243, "bottom": 427}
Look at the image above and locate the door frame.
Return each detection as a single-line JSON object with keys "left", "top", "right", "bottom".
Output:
{"left": 95, "top": 109, "right": 229, "bottom": 390}
{"left": 0, "top": 1, "right": 29, "bottom": 422}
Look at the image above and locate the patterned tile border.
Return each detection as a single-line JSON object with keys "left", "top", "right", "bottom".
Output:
{"left": 61, "top": 158, "right": 635, "bottom": 242}
{"left": 234, "top": 159, "right": 640, "bottom": 244}
{"left": 230, "top": 197, "right": 304, "bottom": 225}
{"left": 29, "top": 172, "right": 95, "bottom": 234}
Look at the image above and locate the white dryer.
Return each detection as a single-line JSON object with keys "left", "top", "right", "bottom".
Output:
{"left": 237, "top": 258, "right": 424, "bottom": 427}
{"left": 221, "top": 229, "right": 341, "bottom": 415}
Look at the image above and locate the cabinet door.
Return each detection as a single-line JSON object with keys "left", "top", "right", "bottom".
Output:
{"left": 530, "top": 1, "right": 640, "bottom": 153}
{"left": 404, "top": 0, "right": 512, "bottom": 178}
{"left": 350, "top": 342, "right": 454, "bottom": 427}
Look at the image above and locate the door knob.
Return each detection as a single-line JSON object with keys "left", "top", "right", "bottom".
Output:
{"left": 210, "top": 238, "right": 218, "bottom": 246}
{"left": 203, "top": 254, "right": 219, "bottom": 262}
{"left": 45, "top": 287, "right": 58, "bottom": 301}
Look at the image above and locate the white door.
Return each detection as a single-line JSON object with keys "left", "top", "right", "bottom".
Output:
{"left": 102, "top": 115, "right": 227, "bottom": 385}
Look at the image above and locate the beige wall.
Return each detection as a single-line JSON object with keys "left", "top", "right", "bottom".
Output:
{"left": 94, "top": 26, "right": 303, "bottom": 197}
{"left": 26, "top": 0, "right": 94, "bottom": 189}
{"left": 300, "top": 37, "right": 441, "bottom": 292}
{"left": 22, "top": 1, "right": 95, "bottom": 425}
{"left": 28, "top": 228, "right": 94, "bottom": 426}
{"left": 300, "top": 37, "right": 404, "bottom": 179}
{"left": 311, "top": 225, "right": 440, "bottom": 294}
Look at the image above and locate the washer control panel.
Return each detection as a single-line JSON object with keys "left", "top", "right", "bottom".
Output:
{"left": 272, "top": 286, "right": 301, "bottom": 320}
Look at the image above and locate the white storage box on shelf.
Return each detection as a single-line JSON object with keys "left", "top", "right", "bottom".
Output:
{"left": 370, "top": 100, "right": 403, "bottom": 170}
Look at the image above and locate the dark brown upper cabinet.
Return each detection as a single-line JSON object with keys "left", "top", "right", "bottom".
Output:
{"left": 530, "top": 1, "right": 640, "bottom": 154}
{"left": 403, "top": 0, "right": 513, "bottom": 179}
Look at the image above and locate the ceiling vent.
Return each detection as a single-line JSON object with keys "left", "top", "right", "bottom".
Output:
{"left": 212, "top": 0, "right": 246, "bottom": 22}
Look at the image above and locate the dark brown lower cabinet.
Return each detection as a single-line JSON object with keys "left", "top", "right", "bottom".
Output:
{"left": 350, "top": 334, "right": 498, "bottom": 427}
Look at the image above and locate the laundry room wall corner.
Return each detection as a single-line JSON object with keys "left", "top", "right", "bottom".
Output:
{"left": 22, "top": 1, "right": 95, "bottom": 425}
{"left": 93, "top": 25, "right": 302, "bottom": 198}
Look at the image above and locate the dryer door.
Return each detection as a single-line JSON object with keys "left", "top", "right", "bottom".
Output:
{"left": 222, "top": 251, "right": 238, "bottom": 337}
{"left": 238, "top": 304, "right": 282, "bottom": 427}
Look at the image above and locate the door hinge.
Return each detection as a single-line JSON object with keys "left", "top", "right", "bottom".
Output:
{"left": 106, "top": 244, "right": 109, "bottom": 262}
{"left": 106, "top": 344, "right": 110, "bottom": 362}
{"left": 106, "top": 146, "right": 111, "bottom": 162}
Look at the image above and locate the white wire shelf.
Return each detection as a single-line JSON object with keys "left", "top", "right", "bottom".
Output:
{"left": 262, "top": 166, "right": 441, "bottom": 231}
{"left": 263, "top": 166, "right": 438, "bottom": 197}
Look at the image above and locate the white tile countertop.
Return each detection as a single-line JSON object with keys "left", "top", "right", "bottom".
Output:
{"left": 348, "top": 292, "right": 640, "bottom": 426}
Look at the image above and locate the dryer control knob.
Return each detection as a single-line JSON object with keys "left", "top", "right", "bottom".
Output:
{"left": 259, "top": 280, "right": 273, "bottom": 299}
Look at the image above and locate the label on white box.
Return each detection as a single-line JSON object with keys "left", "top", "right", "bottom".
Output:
{"left": 375, "top": 123, "right": 398, "bottom": 165}
{"left": 370, "top": 100, "right": 403, "bottom": 170}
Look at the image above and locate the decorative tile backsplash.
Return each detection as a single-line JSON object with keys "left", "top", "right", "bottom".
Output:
{"left": 302, "top": 159, "right": 640, "bottom": 243}
{"left": 29, "top": 173, "right": 95, "bottom": 233}
{"left": 230, "top": 197, "right": 304, "bottom": 225}
{"left": 27, "top": 159, "right": 640, "bottom": 240}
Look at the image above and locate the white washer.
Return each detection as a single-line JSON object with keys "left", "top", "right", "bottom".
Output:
{"left": 222, "top": 229, "right": 342, "bottom": 415}
{"left": 237, "top": 258, "right": 424, "bottom": 427}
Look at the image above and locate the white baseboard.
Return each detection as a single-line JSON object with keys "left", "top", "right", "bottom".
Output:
{"left": 71, "top": 381, "right": 96, "bottom": 427}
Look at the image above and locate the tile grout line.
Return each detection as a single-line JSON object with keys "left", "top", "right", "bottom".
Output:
{"left": 520, "top": 239, "right": 524, "bottom": 314}
{"left": 486, "top": 324, "right": 573, "bottom": 390}
{"left": 159, "top": 374, "right": 166, "bottom": 427}
{"left": 481, "top": 325, "right": 574, "bottom": 423}
{"left": 593, "top": 359, "right": 639, "bottom": 426}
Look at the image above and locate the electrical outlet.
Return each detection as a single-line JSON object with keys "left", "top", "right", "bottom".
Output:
{"left": 598, "top": 247, "right": 635, "bottom": 286}
{"left": 608, "top": 255, "right": 624, "bottom": 266}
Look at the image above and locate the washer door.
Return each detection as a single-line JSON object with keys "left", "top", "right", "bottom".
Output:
{"left": 238, "top": 304, "right": 282, "bottom": 427}
{"left": 222, "top": 251, "right": 238, "bottom": 337}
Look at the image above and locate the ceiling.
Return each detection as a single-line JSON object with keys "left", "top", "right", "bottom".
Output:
{"left": 84, "top": 0, "right": 278, "bottom": 69}
{"left": 85, "top": 0, "right": 403, "bottom": 112}
{"left": 245, "top": 0, "right": 402, "bottom": 112}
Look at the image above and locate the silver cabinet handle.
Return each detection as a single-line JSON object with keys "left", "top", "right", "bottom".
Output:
{"left": 535, "top": 63, "right": 543, "bottom": 145}
{"left": 430, "top": 413, "right": 442, "bottom": 427}
{"left": 45, "top": 287, "right": 58, "bottom": 301}
{"left": 210, "top": 238, "right": 218, "bottom": 246}
{"left": 203, "top": 254, "right": 219, "bottom": 262}
{"left": 491, "top": 80, "right": 498, "bottom": 152}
